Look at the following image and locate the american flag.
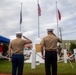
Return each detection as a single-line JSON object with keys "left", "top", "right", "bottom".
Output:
{"left": 58, "top": 9, "right": 61, "bottom": 20}
{"left": 38, "top": 3, "right": 41, "bottom": 16}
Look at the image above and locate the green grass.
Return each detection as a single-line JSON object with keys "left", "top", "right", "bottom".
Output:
{"left": 58, "top": 62, "right": 76, "bottom": 75}
{"left": 0, "top": 59, "right": 76, "bottom": 75}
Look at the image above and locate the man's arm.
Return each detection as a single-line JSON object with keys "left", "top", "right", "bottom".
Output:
{"left": 52, "top": 32, "right": 62, "bottom": 43}
{"left": 40, "top": 44, "right": 45, "bottom": 59}
{"left": 8, "top": 43, "right": 12, "bottom": 58}
{"left": 58, "top": 38, "right": 62, "bottom": 43}
{"left": 41, "top": 45, "right": 44, "bottom": 56}
{"left": 23, "top": 36, "right": 32, "bottom": 43}
{"left": 40, "top": 38, "right": 45, "bottom": 59}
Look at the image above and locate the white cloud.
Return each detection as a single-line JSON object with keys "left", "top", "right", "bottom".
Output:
{"left": 0, "top": 0, "right": 76, "bottom": 40}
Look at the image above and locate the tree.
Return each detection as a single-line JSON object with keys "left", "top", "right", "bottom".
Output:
{"left": 69, "top": 42, "right": 76, "bottom": 54}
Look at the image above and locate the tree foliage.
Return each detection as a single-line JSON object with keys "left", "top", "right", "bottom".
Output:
{"left": 69, "top": 42, "right": 76, "bottom": 54}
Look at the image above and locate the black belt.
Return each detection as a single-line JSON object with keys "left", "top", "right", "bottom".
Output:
{"left": 45, "top": 49, "right": 57, "bottom": 51}
{"left": 12, "top": 53, "right": 23, "bottom": 55}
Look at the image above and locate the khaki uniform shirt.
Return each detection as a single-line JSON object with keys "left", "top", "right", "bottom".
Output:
{"left": 40, "top": 34, "right": 62, "bottom": 51}
{"left": 9, "top": 38, "right": 31, "bottom": 54}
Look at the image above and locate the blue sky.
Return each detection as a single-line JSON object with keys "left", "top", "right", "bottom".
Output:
{"left": 0, "top": 0, "right": 76, "bottom": 41}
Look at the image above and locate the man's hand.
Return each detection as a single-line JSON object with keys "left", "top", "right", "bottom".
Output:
{"left": 42, "top": 55, "right": 45, "bottom": 60}
{"left": 9, "top": 57, "right": 12, "bottom": 62}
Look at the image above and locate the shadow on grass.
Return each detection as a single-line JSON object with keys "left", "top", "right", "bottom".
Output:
{"left": 0, "top": 73, "right": 76, "bottom": 75}
{"left": 23, "top": 73, "right": 76, "bottom": 75}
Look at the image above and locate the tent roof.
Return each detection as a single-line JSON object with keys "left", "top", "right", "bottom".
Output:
{"left": 0, "top": 35, "right": 10, "bottom": 43}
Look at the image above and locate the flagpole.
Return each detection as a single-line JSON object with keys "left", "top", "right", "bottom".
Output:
{"left": 56, "top": 1, "right": 59, "bottom": 37}
{"left": 59, "top": 27, "right": 62, "bottom": 40}
{"left": 20, "top": 3, "right": 22, "bottom": 32}
{"left": 37, "top": 0, "right": 40, "bottom": 38}
{"left": 20, "top": 24, "right": 21, "bottom": 32}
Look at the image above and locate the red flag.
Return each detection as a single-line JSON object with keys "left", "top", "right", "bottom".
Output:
{"left": 58, "top": 10, "right": 61, "bottom": 20}
{"left": 38, "top": 3, "right": 41, "bottom": 16}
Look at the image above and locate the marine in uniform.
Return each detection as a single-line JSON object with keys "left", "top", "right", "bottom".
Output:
{"left": 40, "top": 29, "right": 62, "bottom": 75}
{"left": 8, "top": 32, "right": 32, "bottom": 75}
